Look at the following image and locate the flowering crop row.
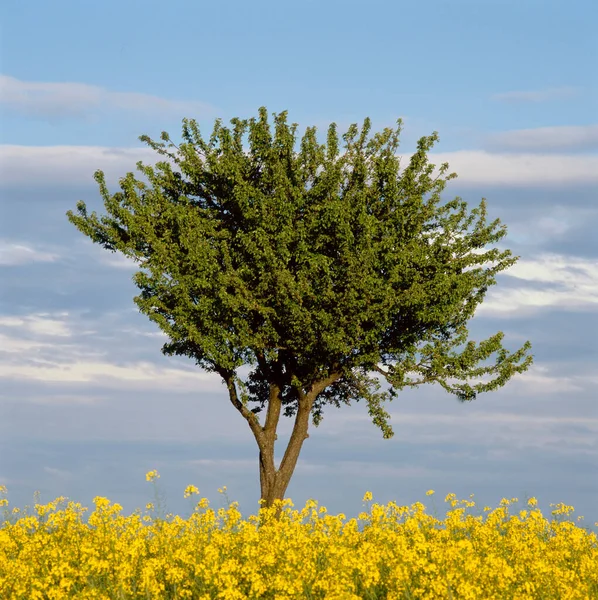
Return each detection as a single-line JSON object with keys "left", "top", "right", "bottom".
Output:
{"left": 0, "top": 471, "right": 596, "bottom": 599}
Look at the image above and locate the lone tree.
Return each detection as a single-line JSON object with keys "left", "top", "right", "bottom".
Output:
{"left": 67, "top": 107, "right": 533, "bottom": 511}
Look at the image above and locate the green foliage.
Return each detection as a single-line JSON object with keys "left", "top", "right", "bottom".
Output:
{"left": 67, "top": 107, "right": 533, "bottom": 441}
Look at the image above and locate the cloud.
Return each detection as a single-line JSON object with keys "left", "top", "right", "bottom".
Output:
{"left": 0, "top": 332, "right": 55, "bottom": 353}
{"left": 427, "top": 150, "right": 598, "bottom": 187}
{"left": 0, "top": 74, "right": 214, "bottom": 120}
{"left": 0, "top": 295, "right": 589, "bottom": 395}
{"left": 491, "top": 87, "right": 579, "bottom": 103}
{"left": 0, "top": 241, "right": 60, "bottom": 266}
{"left": 505, "top": 206, "right": 598, "bottom": 246}
{"left": 0, "top": 145, "right": 157, "bottom": 187}
{"left": 0, "top": 354, "right": 222, "bottom": 390}
{"left": 95, "top": 252, "right": 141, "bottom": 270}
{"left": 320, "top": 407, "right": 598, "bottom": 458}
{"left": 2, "top": 144, "right": 598, "bottom": 188}
{"left": 0, "top": 311, "right": 223, "bottom": 392}
{"left": 42, "top": 466, "right": 73, "bottom": 480}
{"left": 486, "top": 125, "right": 598, "bottom": 153}
{"left": 475, "top": 252, "right": 598, "bottom": 317}
{"left": 0, "top": 313, "right": 72, "bottom": 337}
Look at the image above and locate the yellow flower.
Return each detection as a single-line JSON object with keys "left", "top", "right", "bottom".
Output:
{"left": 426, "top": 490, "right": 435, "bottom": 496}
{"left": 196, "top": 498, "right": 210, "bottom": 509}
{"left": 362, "top": 491, "right": 373, "bottom": 502}
{"left": 4, "top": 470, "right": 596, "bottom": 599}
{"left": 551, "top": 503, "right": 574, "bottom": 517}
{"left": 184, "top": 485, "right": 199, "bottom": 498}
{"left": 145, "top": 470, "right": 160, "bottom": 482}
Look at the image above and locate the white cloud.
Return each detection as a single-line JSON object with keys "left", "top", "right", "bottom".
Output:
{"left": 0, "top": 357, "right": 222, "bottom": 390}
{"left": 95, "top": 251, "right": 141, "bottom": 270}
{"left": 0, "top": 145, "right": 157, "bottom": 187}
{"left": 0, "top": 332, "right": 54, "bottom": 353}
{"left": 0, "top": 245, "right": 597, "bottom": 399}
{"left": 491, "top": 87, "right": 579, "bottom": 103}
{"left": 0, "top": 313, "right": 72, "bottom": 337}
{"left": 487, "top": 125, "right": 598, "bottom": 153}
{"left": 2, "top": 144, "right": 598, "bottom": 188}
{"left": 0, "top": 313, "right": 223, "bottom": 392}
{"left": 2, "top": 340, "right": 577, "bottom": 401}
{"left": 0, "top": 74, "right": 214, "bottom": 119}
{"left": 476, "top": 252, "right": 598, "bottom": 316}
{"left": 501, "top": 252, "right": 598, "bottom": 285}
{"left": 427, "top": 150, "right": 598, "bottom": 186}
{"left": 320, "top": 408, "right": 598, "bottom": 457}
{"left": 42, "top": 466, "right": 73, "bottom": 480}
{"left": 505, "top": 365, "right": 585, "bottom": 394}
{"left": 0, "top": 241, "right": 60, "bottom": 266}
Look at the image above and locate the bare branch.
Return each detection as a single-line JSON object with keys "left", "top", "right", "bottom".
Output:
{"left": 216, "top": 367, "right": 264, "bottom": 446}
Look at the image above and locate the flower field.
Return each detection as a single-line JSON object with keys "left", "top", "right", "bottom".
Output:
{"left": 0, "top": 471, "right": 596, "bottom": 599}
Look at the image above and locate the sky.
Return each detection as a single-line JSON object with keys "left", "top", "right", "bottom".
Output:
{"left": 1, "top": 0, "right": 597, "bottom": 532}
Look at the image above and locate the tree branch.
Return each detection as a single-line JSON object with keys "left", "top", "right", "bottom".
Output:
{"left": 216, "top": 367, "right": 265, "bottom": 446}
{"left": 372, "top": 362, "right": 439, "bottom": 386}
{"left": 255, "top": 350, "right": 283, "bottom": 441}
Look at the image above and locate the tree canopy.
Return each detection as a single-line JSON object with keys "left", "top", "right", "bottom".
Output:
{"left": 66, "top": 107, "right": 533, "bottom": 510}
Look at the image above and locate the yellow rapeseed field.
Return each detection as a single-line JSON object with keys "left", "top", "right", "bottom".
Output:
{"left": 0, "top": 471, "right": 596, "bottom": 599}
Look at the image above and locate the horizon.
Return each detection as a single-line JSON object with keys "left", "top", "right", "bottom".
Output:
{"left": 1, "top": 0, "right": 597, "bottom": 534}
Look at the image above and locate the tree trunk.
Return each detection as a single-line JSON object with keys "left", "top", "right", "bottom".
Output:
{"left": 257, "top": 395, "right": 311, "bottom": 520}
{"left": 220, "top": 363, "right": 343, "bottom": 523}
{"left": 255, "top": 370, "right": 344, "bottom": 519}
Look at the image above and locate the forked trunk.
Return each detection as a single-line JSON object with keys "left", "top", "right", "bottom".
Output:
{"left": 259, "top": 455, "right": 293, "bottom": 518}
{"left": 220, "top": 364, "right": 343, "bottom": 523}
{"left": 257, "top": 399, "right": 312, "bottom": 521}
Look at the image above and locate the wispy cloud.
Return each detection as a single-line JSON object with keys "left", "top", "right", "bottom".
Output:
{"left": 321, "top": 408, "right": 598, "bottom": 456}
{"left": 0, "top": 240, "right": 60, "bottom": 266}
{"left": 491, "top": 87, "right": 579, "bottom": 103}
{"left": 2, "top": 144, "right": 598, "bottom": 188}
{"left": 476, "top": 252, "right": 598, "bottom": 316}
{"left": 0, "top": 145, "right": 157, "bottom": 187}
{"left": 506, "top": 206, "right": 598, "bottom": 246}
{"left": 0, "top": 311, "right": 222, "bottom": 391}
{"left": 0, "top": 312, "right": 72, "bottom": 337}
{"left": 0, "top": 356, "right": 223, "bottom": 390}
{"left": 486, "top": 125, "right": 598, "bottom": 153}
{"left": 42, "top": 466, "right": 73, "bottom": 480}
{"left": 1, "top": 244, "right": 597, "bottom": 395}
{"left": 0, "top": 74, "right": 215, "bottom": 120}
{"left": 428, "top": 150, "right": 598, "bottom": 187}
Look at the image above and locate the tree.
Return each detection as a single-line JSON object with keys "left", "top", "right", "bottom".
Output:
{"left": 66, "top": 107, "right": 533, "bottom": 514}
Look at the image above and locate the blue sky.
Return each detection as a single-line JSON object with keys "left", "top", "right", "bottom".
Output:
{"left": 1, "top": 0, "right": 597, "bottom": 531}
